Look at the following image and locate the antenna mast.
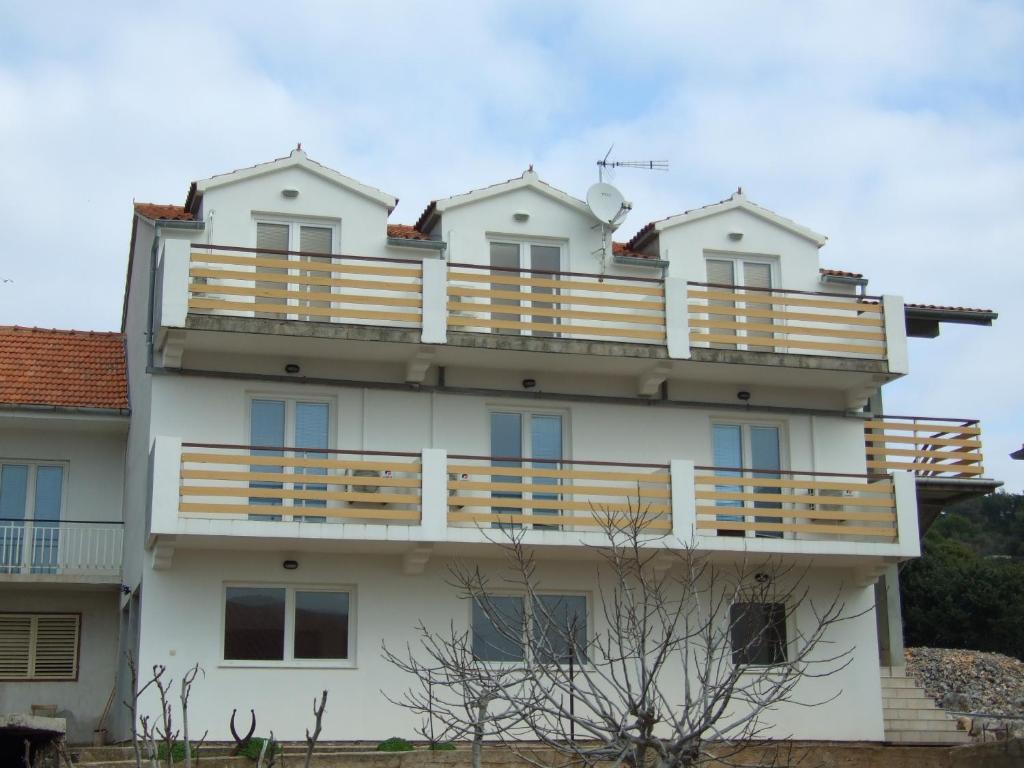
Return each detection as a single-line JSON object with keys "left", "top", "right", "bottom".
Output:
{"left": 597, "top": 145, "right": 669, "bottom": 182}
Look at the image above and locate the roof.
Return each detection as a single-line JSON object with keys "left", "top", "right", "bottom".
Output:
{"left": 626, "top": 190, "right": 828, "bottom": 249}
{"left": 612, "top": 242, "right": 656, "bottom": 260}
{"left": 820, "top": 268, "right": 864, "bottom": 278}
{"left": 134, "top": 203, "right": 193, "bottom": 222}
{"left": 387, "top": 224, "right": 433, "bottom": 242}
{"left": 905, "top": 302, "right": 994, "bottom": 314}
{"left": 0, "top": 327, "right": 128, "bottom": 411}
{"left": 415, "top": 168, "right": 591, "bottom": 233}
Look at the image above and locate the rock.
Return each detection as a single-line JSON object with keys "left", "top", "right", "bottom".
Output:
{"left": 906, "top": 647, "right": 1024, "bottom": 721}
{"left": 942, "top": 691, "right": 972, "bottom": 711}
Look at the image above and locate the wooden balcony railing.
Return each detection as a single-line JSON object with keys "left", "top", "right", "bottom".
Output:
{"left": 188, "top": 244, "right": 423, "bottom": 327}
{"left": 686, "top": 282, "right": 887, "bottom": 359}
{"left": 446, "top": 262, "right": 667, "bottom": 344}
{"left": 178, "top": 443, "right": 422, "bottom": 524}
{"left": 0, "top": 520, "right": 123, "bottom": 576}
{"left": 446, "top": 455, "right": 672, "bottom": 531}
{"left": 863, "top": 416, "right": 985, "bottom": 477}
{"left": 693, "top": 468, "right": 898, "bottom": 541}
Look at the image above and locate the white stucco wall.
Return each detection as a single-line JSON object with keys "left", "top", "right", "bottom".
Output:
{"left": 0, "top": 588, "right": 121, "bottom": 743}
{"left": 134, "top": 549, "right": 883, "bottom": 742}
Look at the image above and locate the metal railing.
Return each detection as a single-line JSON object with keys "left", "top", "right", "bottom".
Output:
{"left": 0, "top": 520, "right": 123, "bottom": 576}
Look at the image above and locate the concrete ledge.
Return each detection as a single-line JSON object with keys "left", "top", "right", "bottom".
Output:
{"left": 0, "top": 713, "right": 66, "bottom": 735}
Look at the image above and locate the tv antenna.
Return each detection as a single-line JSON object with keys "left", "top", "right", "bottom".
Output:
{"left": 596, "top": 145, "right": 668, "bottom": 182}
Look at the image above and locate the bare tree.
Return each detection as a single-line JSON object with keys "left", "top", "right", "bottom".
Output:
{"left": 304, "top": 690, "right": 328, "bottom": 768}
{"left": 123, "top": 654, "right": 163, "bottom": 768}
{"left": 180, "top": 664, "right": 207, "bottom": 768}
{"left": 387, "top": 504, "right": 862, "bottom": 768}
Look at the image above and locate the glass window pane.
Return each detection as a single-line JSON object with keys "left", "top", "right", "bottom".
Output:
{"left": 33, "top": 466, "right": 63, "bottom": 521}
{"left": 472, "top": 596, "right": 525, "bottom": 661}
{"left": 294, "top": 591, "right": 349, "bottom": 659}
{"left": 294, "top": 403, "right": 329, "bottom": 514}
{"left": 490, "top": 242, "right": 522, "bottom": 332}
{"left": 250, "top": 400, "right": 285, "bottom": 518}
{"left": 750, "top": 427, "right": 782, "bottom": 538}
{"left": 712, "top": 425, "right": 744, "bottom": 529}
{"left": 224, "top": 587, "right": 285, "bottom": 660}
{"left": 533, "top": 594, "right": 587, "bottom": 664}
{"left": 0, "top": 464, "right": 29, "bottom": 520}
{"left": 490, "top": 413, "right": 523, "bottom": 528}
{"left": 731, "top": 602, "right": 787, "bottom": 665}
{"left": 31, "top": 466, "right": 63, "bottom": 573}
{"left": 530, "top": 415, "right": 562, "bottom": 528}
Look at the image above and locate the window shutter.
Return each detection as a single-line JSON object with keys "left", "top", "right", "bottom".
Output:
{"left": 0, "top": 614, "right": 32, "bottom": 679}
{"left": 706, "top": 259, "right": 734, "bottom": 286}
{"left": 742, "top": 262, "right": 772, "bottom": 290}
{"left": 33, "top": 615, "right": 80, "bottom": 680}
{"left": 299, "top": 226, "right": 332, "bottom": 254}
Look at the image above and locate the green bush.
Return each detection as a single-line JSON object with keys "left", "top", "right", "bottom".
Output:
{"left": 428, "top": 742, "right": 456, "bottom": 751}
{"left": 156, "top": 741, "right": 198, "bottom": 762}
{"left": 237, "top": 737, "right": 278, "bottom": 761}
{"left": 376, "top": 737, "right": 415, "bottom": 752}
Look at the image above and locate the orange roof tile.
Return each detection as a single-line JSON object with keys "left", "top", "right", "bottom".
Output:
{"left": 820, "top": 268, "right": 864, "bottom": 278}
{"left": 134, "top": 203, "right": 194, "bottom": 221}
{"left": 0, "top": 327, "right": 128, "bottom": 411}
{"left": 611, "top": 242, "right": 658, "bottom": 260}
{"left": 387, "top": 224, "right": 433, "bottom": 241}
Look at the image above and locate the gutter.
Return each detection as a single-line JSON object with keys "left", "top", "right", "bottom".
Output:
{"left": 0, "top": 404, "right": 130, "bottom": 418}
{"left": 820, "top": 273, "right": 868, "bottom": 289}
{"left": 904, "top": 306, "right": 998, "bottom": 326}
{"left": 613, "top": 254, "right": 669, "bottom": 269}
{"left": 387, "top": 237, "right": 446, "bottom": 252}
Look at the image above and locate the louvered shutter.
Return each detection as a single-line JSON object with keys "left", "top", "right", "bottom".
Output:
{"left": 33, "top": 615, "right": 80, "bottom": 680}
{"left": 298, "top": 226, "right": 333, "bottom": 318}
{"left": 256, "top": 223, "right": 291, "bottom": 318}
{"left": 741, "top": 262, "right": 774, "bottom": 350}
{"left": 705, "top": 260, "right": 736, "bottom": 349}
{"left": 0, "top": 614, "right": 32, "bottom": 679}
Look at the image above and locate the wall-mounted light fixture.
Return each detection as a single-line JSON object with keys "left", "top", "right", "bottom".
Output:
{"left": 513, "top": 211, "right": 530, "bottom": 222}
{"left": 728, "top": 231, "right": 743, "bottom": 241}
{"left": 285, "top": 363, "right": 301, "bottom": 374}
{"left": 283, "top": 560, "right": 299, "bottom": 571}
{"left": 754, "top": 572, "right": 771, "bottom": 584}
{"left": 522, "top": 378, "right": 537, "bottom": 389}
{"left": 282, "top": 189, "right": 299, "bottom": 199}
{"left": 737, "top": 391, "right": 751, "bottom": 401}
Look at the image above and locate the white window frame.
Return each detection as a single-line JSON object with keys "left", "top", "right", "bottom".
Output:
{"left": 245, "top": 393, "right": 337, "bottom": 520}
{"left": 252, "top": 215, "right": 341, "bottom": 320}
{"left": 470, "top": 590, "right": 590, "bottom": 665}
{"left": 704, "top": 250, "right": 782, "bottom": 350}
{"left": 487, "top": 236, "right": 567, "bottom": 337}
{"left": 0, "top": 460, "right": 70, "bottom": 522}
{"left": 220, "top": 582, "right": 356, "bottom": 669}
{"left": 709, "top": 419, "right": 789, "bottom": 539}
{"left": 0, "top": 612, "right": 81, "bottom": 681}
{"left": 0, "top": 461, "right": 70, "bottom": 574}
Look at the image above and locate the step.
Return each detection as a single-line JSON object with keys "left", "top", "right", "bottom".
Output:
{"left": 882, "top": 686, "right": 934, "bottom": 700}
{"left": 885, "top": 730, "right": 971, "bottom": 744}
{"left": 879, "top": 666, "right": 909, "bottom": 678}
{"left": 883, "top": 698, "right": 944, "bottom": 712}
{"left": 879, "top": 675, "right": 921, "bottom": 689}
{"left": 884, "top": 707, "right": 951, "bottom": 722}
{"left": 885, "top": 717, "right": 961, "bottom": 732}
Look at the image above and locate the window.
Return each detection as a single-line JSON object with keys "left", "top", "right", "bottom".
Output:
{"left": 0, "top": 462, "right": 65, "bottom": 574}
{"left": 249, "top": 398, "right": 331, "bottom": 522}
{"left": 254, "top": 219, "right": 338, "bottom": 320}
{"left": 472, "top": 593, "right": 587, "bottom": 663}
{"left": 489, "top": 240, "right": 563, "bottom": 336}
{"left": 712, "top": 424, "right": 783, "bottom": 538}
{"left": 490, "top": 410, "right": 564, "bottom": 529}
{"left": 730, "top": 603, "right": 787, "bottom": 666}
{"left": 0, "top": 613, "right": 80, "bottom": 681}
{"left": 223, "top": 586, "right": 351, "bottom": 664}
{"left": 705, "top": 255, "right": 776, "bottom": 351}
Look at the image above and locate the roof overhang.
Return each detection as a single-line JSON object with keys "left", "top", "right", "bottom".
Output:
{"left": 915, "top": 476, "right": 1003, "bottom": 533}
{"left": 905, "top": 306, "right": 998, "bottom": 339}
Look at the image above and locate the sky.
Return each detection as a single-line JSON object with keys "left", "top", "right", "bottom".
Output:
{"left": 0, "top": 1, "right": 1021, "bottom": 490}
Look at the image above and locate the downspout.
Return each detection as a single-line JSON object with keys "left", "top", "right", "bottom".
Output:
{"left": 145, "top": 219, "right": 205, "bottom": 372}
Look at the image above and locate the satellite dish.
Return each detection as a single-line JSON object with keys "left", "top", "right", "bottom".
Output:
{"left": 586, "top": 182, "right": 628, "bottom": 226}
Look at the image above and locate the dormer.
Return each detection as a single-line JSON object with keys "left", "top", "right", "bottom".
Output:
{"left": 625, "top": 190, "right": 830, "bottom": 293}
{"left": 184, "top": 147, "right": 399, "bottom": 259}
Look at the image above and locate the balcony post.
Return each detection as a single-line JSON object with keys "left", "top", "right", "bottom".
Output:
{"left": 882, "top": 295, "right": 909, "bottom": 376}
{"left": 664, "top": 277, "right": 691, "bottom": 360}
{"left": 149, "top": 436, "right": 183, "bottom": 539}
{"left": 892, "top": 470, "right": 920, "bottom": 557}
{"left": 670, "top": 459, "right": 697, "bottom": 544}
{"left": 421, "top": 259, "right": 448, "bottom": 344}
{"left": 420, "top": 448, "right": 448, "bottom": 539}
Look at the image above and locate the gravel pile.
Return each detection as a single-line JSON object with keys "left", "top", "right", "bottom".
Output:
{"left": 905, "top": 647, "right": 1024, "bottom": 717}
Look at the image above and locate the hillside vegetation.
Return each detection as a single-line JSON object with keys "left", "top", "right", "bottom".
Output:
{"left": 901, "top": 492, "right": 1024, "bottom": 660}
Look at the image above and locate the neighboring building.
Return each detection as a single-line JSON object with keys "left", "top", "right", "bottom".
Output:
{"left": 0, "top": 327, "right": 128, "bottom": 743}
{"left": 0, "top": 148, "right": 1001, "bottom": 744}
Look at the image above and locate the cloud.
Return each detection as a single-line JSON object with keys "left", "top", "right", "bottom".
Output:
{"left": 0, "top": 0, "right": 1020, "bottom": 488}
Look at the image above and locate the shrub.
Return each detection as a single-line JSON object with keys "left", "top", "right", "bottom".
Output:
{"left": 428, "top": 742, "right": 456, "bottom": 751}
{"left": 237, "top": 737, "right": 278, "bottom": 761}
{"left": 156, "top": 741, "right": 199, "bottom": 762}
{"left": 376, "top": 737, "right": 415, "bottom": 752}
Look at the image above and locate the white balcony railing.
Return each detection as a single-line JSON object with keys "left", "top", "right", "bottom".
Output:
{"left": 0, "top": 521, "right": 123, "bottom": 578}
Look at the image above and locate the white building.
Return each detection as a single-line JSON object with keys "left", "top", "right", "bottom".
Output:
{"left": 0, "top": 149, "right": 1000, "bottom": 746}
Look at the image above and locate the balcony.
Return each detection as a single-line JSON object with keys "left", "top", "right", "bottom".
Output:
{"left": 0, "top": 520, "right": 123, "bottom": 583}
{"left": 148, "top": 437, "right": 919, "bottom": 565}
{"left": 154, "top": 242, "right": 908, "bottom": 390}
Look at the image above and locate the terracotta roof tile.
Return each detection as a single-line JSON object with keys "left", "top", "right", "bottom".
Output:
{"left": 611, "top": 242, "right": 658, "bottom": 260}
{"left": 0, "top": 327, "right": 128, "bottom": 411}
{"left": 905, "top": 302, "right": 994, "bottom": 314}
{"left": 134, "top": 203, "right": 193, "bottom": 221}
{"left": 387, "top": 224, "right": 433, "bottom": 241}
{"left": 820, "top": 268, "right": 864, "bottom": 278}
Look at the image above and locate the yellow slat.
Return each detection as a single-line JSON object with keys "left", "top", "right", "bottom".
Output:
{"left": 867, "top": 461, "right": 985, "bottom": 475}
{"left": 697, "top": 303, "right": 885, "bottom": 327}
{"left": 690, "top": 318, "right": 885, "bottom": 341}
{"left": 448, "top": 496, "right": 670, "bottom": 514}
{"left": 448, "top": 285, "right": 664, "bottom": 311}
{"left": 693, "top": 475, "right": 891, "bottom": 493}
{"left": 689, "top": 332, "right": 885, "bottom": 356}
{"left": 448, "top": 316, "right": 666, "bottom": 341}
{"left": 187, "top": 298, "right": 421, "bottom": 323}
{"left": 687, "top": 289, "right": 884, "bottom": 314}
{"left": 191, "top": 252, "right": 422, "bottom": 279}
{"left": 695, "top": 490, "right": 896, "bottom": 507}
{"left": 179, "top": 502, "right": 420, "bottom": 521}
{"left": 447, "top": 511, "right": 672, "bottom": 530}
{"left": 696, "top": 520, "right": 897, "bottom": 538}
{"left": 694, "top": 506, "right": 895, "bottom": 522}
{"left": 181, "top": 468, "right": 421, "bottom": 487}
{"left": 448, "top": 480, "right": 671, "bottom": 498}
{"left": 190, "top": 267, "right": 421, "bottom": 295}
{"left": 448, "top": 464, "right": 669, "bottom": 483}
{"left": 182, "top": 452, "right": 420, "bottom": 473}
{"left": 191, "top": 282, "right": 422, "bottom": 307}
{"left": 181, "top": 486, "right": 420, "bottom": 505}
{"left": 863, "top": 420, "right": 980, "bottom": 434}
{"left": 449, "top": 269, "right": 665, "bottom": 296}
{"left": 446, "top": 300, "right": 664, "bottom": 326}
{"left": 864, "top": 446, "right": 982, "bottom": 461}
{"left": 864, "top": 434, "right": 981, "bottom": 448}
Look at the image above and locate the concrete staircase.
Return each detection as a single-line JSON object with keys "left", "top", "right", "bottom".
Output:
{"left": 881, "top": 666, "right": 971, "bottom": 744}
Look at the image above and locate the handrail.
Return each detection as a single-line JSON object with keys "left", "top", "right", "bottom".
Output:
{"left": 0, "top": 518, "right": 124, "bottom": 525}
{"left": 448, "top": 453, "right": 668, "bottom": 469}
{"left": 447, "top": 260, "right": 664, "bottom": 284}
{"left": 191, "top": 242, "right": 421, "bottom": 267}
{"left": 180, "top": 442, "right": 422, "bottom": 458}
{"left": 695, "top": 465, "right": 888, "bottom": 480}
{"left": 870, "top": 414, "right": 979, "bottom": 426}
{"left": 688, "top": 281, "right": 883, "bottom": 302}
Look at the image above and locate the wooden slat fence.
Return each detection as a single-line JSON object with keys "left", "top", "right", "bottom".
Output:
{"left": 863, "top": 416, "right": 985, "bottom": 477}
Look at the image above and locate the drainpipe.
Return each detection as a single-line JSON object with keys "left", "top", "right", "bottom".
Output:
{"left": 146, "top": 219, "right": 205, "bottom": 371}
